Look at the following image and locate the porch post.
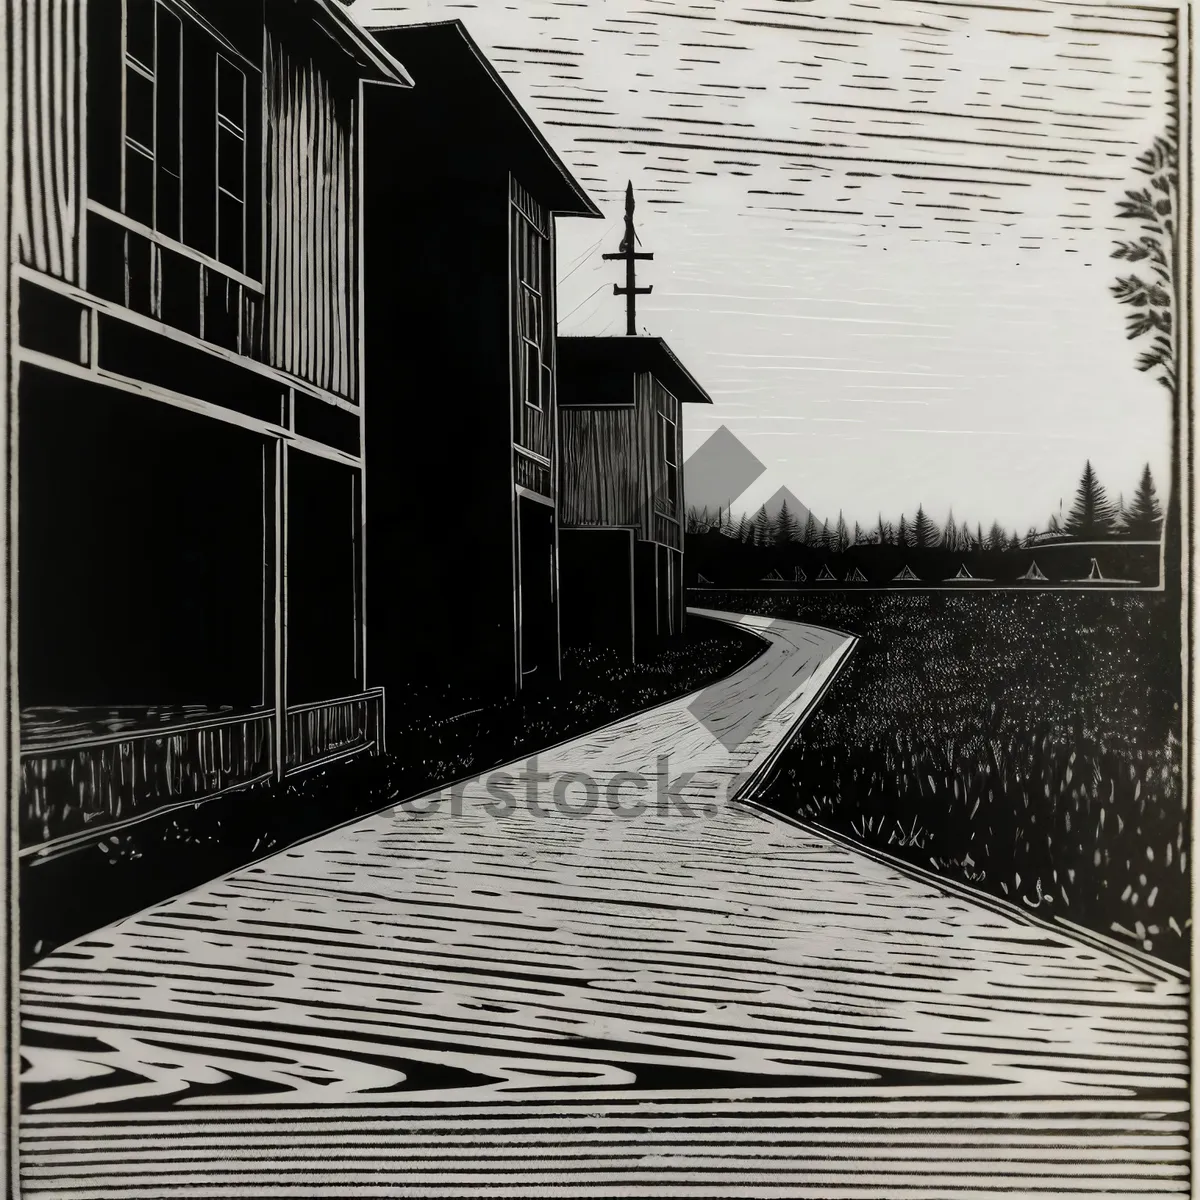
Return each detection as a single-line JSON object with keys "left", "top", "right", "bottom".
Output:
{"left": 274, "top": 438, "right": 288, "bottom": 781}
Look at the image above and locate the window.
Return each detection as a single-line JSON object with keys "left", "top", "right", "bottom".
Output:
{"left": 115, "top": 1, "right": 256, "bottom": 277}
{"left": 513, "top": 202, "right": 552, "bottom": 412}
{"left": 518, "top": 283, "right": 549, "bottom": 411}
{"left": 122, "top": 0, "right": 156, "bottom": 226}
{"left": 121, "top": 0, "right": 181, "bottom": 235}
{"left": 660, "top": 412, "right": 679, "bottom": 514}
{"left": 215, "top": 55, "right": 246, "bottom": 272}
{"left": 155, "top": 7, "right": 182, "bottom": 239}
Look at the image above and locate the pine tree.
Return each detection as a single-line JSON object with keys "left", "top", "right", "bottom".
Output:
{"left": 853, "top": 521, "right": 863, "bottom": 546}
{"left": 737, "top": 513, "right": 751, "bottom": 543}
{"left": 974, "top": 523, "right": 985, "bottom": 551}
{"left": 960, "top": 521, "right": 972, "bottom": 551}
{"left": 986, "top": 520, "right": 1006, "bottom": 551}
{"left": 835, "top": 511, "right": 850, "bottom": 554}
{"left": 753, "top": 505, "right": 771, "bottom": 547}
{"left": 775, "top": 500, "right": 799, "bottom": 544}
{"left": 1008, "top": 531, "right": 1022, "bottom": 552}
{"left": 875, "top": 514, "right": 887, "bottom": 546}
{"left": 802, "top": 511, "right": 819, "bottom": 548}
{"left": 897, "top": 514, "right": 912, "bottom": 548}
{"left": 819, "top": 518, "right": 832, "bottom": 550}
{"left": 912, "top": 504, "right": 936, "bottom": 549}
{"left": 1064, "top": 460, "right": 1117, "bottom": 540}
{"left": 1126, "top": 463, "right": 1163, "bottom": 539}
{"left": 942, "top": 510, "right": 958, "bottom": 552}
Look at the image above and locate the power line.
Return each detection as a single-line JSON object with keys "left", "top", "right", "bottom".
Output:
{"left": 559, "top": 281, "right": 612, "bottom": 325}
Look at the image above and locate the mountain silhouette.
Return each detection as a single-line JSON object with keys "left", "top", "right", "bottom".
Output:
{"left": 760, "top": 486, "right": 815, "bottom": 529}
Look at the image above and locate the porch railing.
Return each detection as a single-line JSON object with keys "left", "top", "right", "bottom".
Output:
{"left": 284, "top": 689, "right": 385, "bottom": 773}
{"left": 20, "top": 689, "right": 385, "bottom": 853}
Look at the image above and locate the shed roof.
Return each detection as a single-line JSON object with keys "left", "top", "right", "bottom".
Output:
{"left": 557, "top": 336, "right": 714, "bottom": 406}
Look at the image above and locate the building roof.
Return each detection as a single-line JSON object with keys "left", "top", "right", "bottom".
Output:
{"left": 365, "top": 20, "right": 600, "bottom": 218}
{"left": 557, "top": 336, "right": 714, "bottom": 405}
{"left": 318, "top": 2, "right": 414, "bottom": 85}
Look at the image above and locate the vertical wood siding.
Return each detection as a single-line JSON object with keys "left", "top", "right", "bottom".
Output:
{"left": 558, "top": 407, "right": 639, "bottom": 527}
{"left": 264, "top": 30, "right": 356, "bottom": 399}
{"left": 14, "top": 0, "right": 81, "bottom": 282}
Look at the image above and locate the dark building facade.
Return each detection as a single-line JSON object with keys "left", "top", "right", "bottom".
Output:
{"left": 12, "top": 0, "right": 409, "bottom": 852}
{"left": 361, "top": 20, "right": 600, "bottom": 720}
{"left": 557, "top": 336, "right": 713, "bottom": 662}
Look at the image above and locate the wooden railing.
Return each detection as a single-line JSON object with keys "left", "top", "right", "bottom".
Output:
{"left": 20, "top": 689, "right": 385, "bottom": 853}
{"left": 20, "top": 711, "right": 275, "bottom": 850}
{"left": 284, "top": 689, "right": 385, "bottom": 773}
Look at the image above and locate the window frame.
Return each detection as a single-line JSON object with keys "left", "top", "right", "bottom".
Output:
{"left": 121, "top": 0, "right": 157, "bottom": 228}
{"left": 659, "top": 410, "right": 679, "bottom": 515}
{"left": 214, "top": 52, "right": 248, "bottom": 274}
{"left": 513, "top": 205, "right": 552, "bottom": 414}
{"left": 518, "top": 280, "right": 546, "bottom": 412}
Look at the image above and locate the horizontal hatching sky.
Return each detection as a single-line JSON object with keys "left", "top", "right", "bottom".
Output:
{"left": 352, "top": 0, "right": 1177, "bottom": 530}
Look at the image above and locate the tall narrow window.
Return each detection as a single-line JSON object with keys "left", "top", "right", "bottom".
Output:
{"left": 123, "top": 0, "right": 156, "bottom": 226}
{"left": 660, "top": 411, "right": 678, "bottom": 514}
{"left": 519, "top": 283, "right": 544, "bottom": 411}
{"left": 121, "top": 0, "right": 183, "bottom": 238}
{"left": 216, "top": 55, "right": 246, "bottom": 273}
{"left": 154, "top": 6, "right": 182, "bottom": 239}
{"left": 513, "top": 197, "right": 552, "bottom": 413}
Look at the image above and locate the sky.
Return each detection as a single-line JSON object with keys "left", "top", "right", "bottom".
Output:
{"left": 352, "top": 0, "right": 1178, "bottom": 531}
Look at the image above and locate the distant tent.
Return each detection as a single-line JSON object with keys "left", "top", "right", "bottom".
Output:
{"left": 846, "top": 567, "right": 868, "bottom": 583}
{"left": 1021, "top": 561, "right": 1048, "bottom": 582}
{"left": 1065, "top": 559, "right": 1134, "bottom": 584}
{"left": 953, "top": 564, "right": 974, "bottom": 581}
{"left": 816, "top": 565, "right": 837, "bottom": 582}
{"left": 697, "top": 573, "right": 713, "bottom": 586}
{"left": 793, "top": 567, "right": 807, "bottom": 583}
{"left": 762, "top": 568, "right": 785, "bottom": 582}
{"left": 893, "top": 565, "right": 919, "bottom": 582}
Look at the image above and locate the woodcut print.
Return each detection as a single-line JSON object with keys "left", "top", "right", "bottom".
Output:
{"left": 3, "top": 1, "right": 1194, "bottom": 1196}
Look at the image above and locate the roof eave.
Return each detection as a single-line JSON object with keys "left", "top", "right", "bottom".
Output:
{"left": 454, "top": 24, "right": 600, "bottom": 218}
{"left": 319, "top": 1, "right": 414, "bottom": 86}
{"left": 558, "top": 336, "right": 715, "bottom": 405}
{"left": 655, "top": 338, "right": 714, "bottom": 405}
{"left": 368, "top": 19, "right": 599, "bottom": 217}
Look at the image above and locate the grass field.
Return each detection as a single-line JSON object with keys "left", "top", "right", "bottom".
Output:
{"left": 698, "top": 590, "right": 1187, "bottom": 966}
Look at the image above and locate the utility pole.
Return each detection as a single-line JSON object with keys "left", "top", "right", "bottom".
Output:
{"left": 603, "top": 181, "right": 653, "bottom": 335}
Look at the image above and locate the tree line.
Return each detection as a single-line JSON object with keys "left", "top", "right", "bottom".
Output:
{"left": 687, "top": 461, "right": 1164, "bottom": 550}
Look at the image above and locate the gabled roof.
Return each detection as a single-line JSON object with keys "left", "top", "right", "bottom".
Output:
{"left": 316, "top": 2, "right": 414, "bottom": 85}
{"left": 366, "top": 20, "right": 600, "bottom": 217}
{"left": 557, "top": 336, "right": 714, "bottom": 406}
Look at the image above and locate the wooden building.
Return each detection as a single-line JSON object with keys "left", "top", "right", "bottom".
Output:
{"left": 11, "top": 0, "right": 410, "bottom": 852}
{"left": 557, "top": 336, "right": 713, "bottom": 661}
{"left": 361, "top": 20, "right": 600, "bottom": 717}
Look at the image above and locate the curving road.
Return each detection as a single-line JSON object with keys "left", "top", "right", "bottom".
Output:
{"left": 18, "top": 611, "right": 1189, "bottom": 1197}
